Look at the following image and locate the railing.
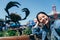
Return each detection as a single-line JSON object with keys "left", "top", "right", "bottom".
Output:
{"left": 0, "top": 35, "right": 30, "bottom": 40}
{"left": 0, "top": 27, "right": 42, "bottom": 40}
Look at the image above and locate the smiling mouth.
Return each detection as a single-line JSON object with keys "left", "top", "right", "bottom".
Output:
{"left": 42, "top": 20, "right": 46, "bottom": 24}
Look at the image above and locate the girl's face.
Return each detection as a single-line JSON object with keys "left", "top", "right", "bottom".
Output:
{"left": 38, "top": 13, "right": 49, "bottom": 25}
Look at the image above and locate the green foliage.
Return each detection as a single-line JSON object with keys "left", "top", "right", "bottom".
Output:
{"left": 0, "top": 31, "right": 4, "bottom": 37}
{"left": 23, "top": 27, "right": 32, "bottom": 35}
{"left": 6, "top": 30, "right": 17, "bottom": 36}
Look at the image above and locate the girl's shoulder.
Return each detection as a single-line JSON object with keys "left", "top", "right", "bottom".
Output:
{"left": 50, "top": 19, "right": 60, "bottom": 28}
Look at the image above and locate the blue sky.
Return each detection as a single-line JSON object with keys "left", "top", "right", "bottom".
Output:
{"left": 0, "top": 0, "right": 60, "bottom": 24}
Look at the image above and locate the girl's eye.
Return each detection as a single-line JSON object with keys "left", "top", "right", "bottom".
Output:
{"left": 46, "top": 18, "right": 48, "bottom": 20}
{"left": 39, "top": 18, "right": 42, "bottom": 20}
{"left": 42, "top": 16, "right": 44, "bottom": 18}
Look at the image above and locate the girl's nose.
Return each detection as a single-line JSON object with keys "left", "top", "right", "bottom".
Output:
{"left": 42, "top": 18, "right": 44, "bottom": 20}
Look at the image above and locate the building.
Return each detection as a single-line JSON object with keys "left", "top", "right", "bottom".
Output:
{"left": 48, "top": 5, "right": 60, "bottom": 21}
